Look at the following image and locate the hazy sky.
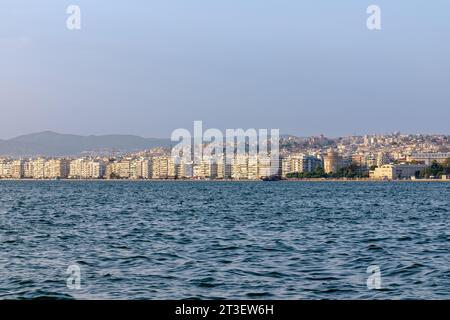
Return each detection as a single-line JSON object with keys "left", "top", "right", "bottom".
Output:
{"left": 1, "top": 0, "right": 449, "bottom": 139}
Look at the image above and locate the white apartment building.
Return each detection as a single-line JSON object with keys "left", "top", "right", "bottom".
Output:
{"left": 231, "top": 155, "right": 248, "bottom": 180}
{"left": 281, "top": 154, "right": 322, "bottom": 177}
{"left": 152, "top": 157, "right": 169, "bottom": 179}
{"left": 247, "top": 156, "right": 258, "bottom": 180}
{"left": 0, "top": 160, "right": 11, "bottom": 178}
{"left": 70, "top": 159, "right": 105, "bottom": 179}
{"left": 44, "top": 159, "right": 70, "bottom": 179}
{"left": 258, "top": 156, "right": 274, "bottom": 178}
{"left": 10, "top": 160, "right": 24, "bottom": 179}
{"left": 32, "top": 158, "right": 45, "bottom": 179}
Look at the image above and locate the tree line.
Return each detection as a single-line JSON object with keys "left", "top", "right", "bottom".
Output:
{"left": 420, "top": 158, "right": 450, "bottom": 178}
{"left": 286, "top": 158, "right": 450, "bottom": 179}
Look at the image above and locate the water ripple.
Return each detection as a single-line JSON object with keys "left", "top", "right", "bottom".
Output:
{"left": 0, "top": 181, "right": 449, "bottom": 299}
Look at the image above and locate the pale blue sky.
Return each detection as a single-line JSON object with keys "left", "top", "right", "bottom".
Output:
{"left": 1, "top": 1, "right": 449, "bottom": 138}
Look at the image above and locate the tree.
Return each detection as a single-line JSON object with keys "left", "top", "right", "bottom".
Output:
{"left": 443, "top": 158, "right": 450, "bottom": 173}
{"left": 421, "top": 160, "right": 445, "bottom": 178}
{"left": 286, "top": 172, "right": 298, "bottom": 179}
{"left": 331, "top": 164, "right": 363, "bottom": 179}
{"left": 286, "top": 166, "right": 327, "bottom": 179}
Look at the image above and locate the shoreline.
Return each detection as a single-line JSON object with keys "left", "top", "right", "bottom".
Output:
{"left": 0, "top": 178, "right": 449, "bottom": 182}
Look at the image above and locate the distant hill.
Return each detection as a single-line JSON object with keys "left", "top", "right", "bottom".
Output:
{"left": 0, "top": 131, "right": 172, "bottom": 157}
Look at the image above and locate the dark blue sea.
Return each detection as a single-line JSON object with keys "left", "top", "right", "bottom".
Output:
{"left": 0, "top": 181, "right": 449, "bottom": 299}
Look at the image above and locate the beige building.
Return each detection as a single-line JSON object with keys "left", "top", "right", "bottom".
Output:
{"left": 247, "top": 156, "right": 258, "bottom": 180}
{"left": 69, "top": 159, "right": 83, "bottom": 178}
{"left": 69, "top": 159, "right": 105, "bottom": 179}
{"left": 324, "top": 150, "right": 342, "bottom": 174}
{"left": 10, "top": 160, "right": 24, "bottom": 179}
{"left": 193, "top": 162, "right": 205, "bottom": 179}
{"left": 175, "top": 160, "right": 187, "bottom": 178}
{"left": 138, "top": 159, "right": 152, "bottom": 179}
{"left": 44, "top": 159, "right": 70, "bottom": 179}
{"left": 231, "top": 155, "right": 248, "bottom": 180}
{"left": 168, "top": 157, "right": 176, "bottom": 179}
{"left": 104, "top": 159, "right": 131, "bottom": 179}
{"left": 23, "top": 160, "right": 34, "bottom": 178}
{"left": 127, "top": 159, "right": 153, "bottom": 179}
{"left": 257, "top": 156, "right": 274, "bottom": 179}
{"left": 31, "top": 158, "right": 46, "bottom": 179}
{"left": 370, "top": 164, "right": 427, "bottom": 180}
{"left": 152, "top": 157, "right": 169, "bottom": 179}
{"left": 202, "top": 157, "right": 218, "bottom": 179}
{"left": 90, "top": 161, "right": 105, "bottom": 179}
{"left": 118, "top": 160, "right": 131, "bottom": 178}
{"left": 0, "top": 160, "right": 12, "bottom": 178}
{"left": 281, "top": 157, "right": 291, "bottom": 178}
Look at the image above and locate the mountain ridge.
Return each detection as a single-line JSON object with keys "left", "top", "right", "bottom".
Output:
{"left": 0, "top": 131, "right": 172, "bottom": 157}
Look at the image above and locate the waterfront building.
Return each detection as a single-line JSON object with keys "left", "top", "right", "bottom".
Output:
{"left": 369, "top": 164, "right": 427, "bottom": 180}
{"left": 175, "top": 159, "right": 186, "bottom": 178}
{"left": 216, "top": 157, "right": 224, "bottom": 179}
{"left": 281, "top": 157, "right": 291, "bottom": 178}
{"left": 89, "top": 160, "right": 105, "bottom": 179}
{"left": 90, "top": 161, "right": 105, "bottom": 179}
{"left": 44, "top": 159, "right": 70, "bottom": 179}
{"left": 70, "top": 159, "right": 105, "bottom": 179}
{"left": 10, "top": 160, "right": 24, "bottom": 179}
{"left": 259, "top": 155, "right": 275, "bottom": 178}
{"left": 130, "top": 159, "right": 153, "bottom": 179}
{"left": 0, "top": 159, "right": 12, "bottom": 178}
{"left": 182, "top": 161, "right": 194, "bottom": 178}
{"left": 303, "top": 155, "right": 319, "bottom": 173}
{"left": 247, "top": 156, "right": 258, "bottom": 180}
{"left": 224, "top": 162, "right": 232, "bottom": 179}
{"left": 31, "top": 158, "right": 45, "bottom": 179}
{"left": 140, "top": 159, "right": 152, "bottom": 179}
{"left": 159, "top": 157, "right": 169, "bottom": 179}
{"left": 231, "top": 155, "right": 248, "bottom": 180}
{"left": 168, "top": 157, "right": 176, "bottom": 179}
{"left": 151, "top": 158, "right": 161, "bottom": 179}
{"left": 202, "top": 157, "right": 218, "bottom": 179}
{"left": 104, "top": 162, "right": 113, "bottom": 179}
{"left": 23, "top": 160, "right": 33, "bottom": 178}
{"left": 193, "top": 162, "right": 205, "bottom": 179}
{"left": 69, "top": 159, "right": 83, "bottom": 178}
{"left": 152, "top": 157, "right": 169, "bottom": 179}
{"left": 104, "top": 159, "right": 131, "bottom": 179}
{"left": 117, "top": 159, "right": 131, "bottom": 179}
{"left": 218, "top": 155, "right": 232, "bottom": 179}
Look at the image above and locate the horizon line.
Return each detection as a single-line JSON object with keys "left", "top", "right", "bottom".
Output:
{"left": 1, "top": 130, "right": 450, "bottom": 141}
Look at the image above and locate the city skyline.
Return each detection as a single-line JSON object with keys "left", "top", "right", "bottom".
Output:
{"left": 1, "top": 128, "right": 450, "bottom": 141}
{"left": 2, "top": 130, "right": 449, "bottom": 180}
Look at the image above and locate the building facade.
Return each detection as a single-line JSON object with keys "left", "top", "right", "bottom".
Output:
{"left": 370, "top": 164, "right": 427, "bottom": 180}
